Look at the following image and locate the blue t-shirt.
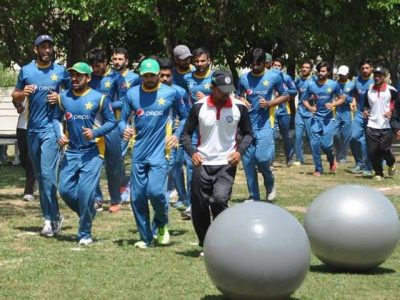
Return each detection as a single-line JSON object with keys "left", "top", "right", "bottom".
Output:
{"left": 276, "top": 73, "right": 297, "bottom": 116}
{"left": 301, "top": 79, "right": 342, "bottom": 120}
{"left": 121, "top": 69, "right": 141, "bottom": 89}
{"left": 53, "top": 88, "right": 116, "bottom": 156}
{"left": 119, "top": 83, "right": 188, "bottom": 163}
{"left": 183, "top": 69, "right": 213, "bottom": 104}
{"left": 354, "top": 76, "right": 374, "bottom": 115}
{"left": 15, "top": 60, "right": 70, "bottom": 131}
{"left": 237, "top": 69, "right": 288, "bottom": 130}
{"left": 336, "top": 80, "right": 355, "bottom": 115}
{"left": 294, "top": 75, "right": 315, "bottom": 117}
{"left": 173, "top": 65, "right": 195, "bottom": 89}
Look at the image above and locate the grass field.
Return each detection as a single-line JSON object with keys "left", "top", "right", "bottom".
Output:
{"left": 0, "top": 147, "right": 399, "bottom": 300}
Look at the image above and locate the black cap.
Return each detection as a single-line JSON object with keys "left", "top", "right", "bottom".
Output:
{"left": 211, "top": 70, "right": 235, "bottom": 93}
{"left": 34, "top": 34, "right": 54, "bottom": 46}
{"left": 373, "top": 66, "right": 387, "bottom": 75}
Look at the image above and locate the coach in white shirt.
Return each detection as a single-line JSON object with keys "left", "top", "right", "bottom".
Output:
{"left": 363, "top": 66, "right": 398, "bottom": 180}
{"left": 182, "top": 70, "right": 253, "bottom": 250}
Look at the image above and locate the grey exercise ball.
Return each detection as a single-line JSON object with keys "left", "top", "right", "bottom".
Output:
{"left": 203, "top": 202, "right": 311, "bottom": 300}
{"left": 304, "top": 185, "right": 400, "bottom": 271}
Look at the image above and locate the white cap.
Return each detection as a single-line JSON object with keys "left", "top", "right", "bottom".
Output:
{"left": 337, "top": 65, "right": 349, "bottom": 76}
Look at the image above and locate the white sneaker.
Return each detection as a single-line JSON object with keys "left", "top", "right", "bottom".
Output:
{"left": 267, "top": 185, "right": 277, "bottom": 202}
{"left": 41, "top": 220, "right": 54, "bottom": 237}
{"left": 79, "top": 237, "right": 93, "bottom": 246}
{"left": 134, "top": 241, "right": 148, "bottom": 249}
{"left": 23, "top": 194, "right": 35, "bottom": 202}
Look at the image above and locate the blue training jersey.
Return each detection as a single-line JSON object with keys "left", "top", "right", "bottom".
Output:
{"left": 53, "top": 88, "right": 116, "bottom": 156}
{"left": 294, "top": 75, "right": 315, "bottom": 117}
{"left": 119, "top": 82, "right": 188, "bottom": 164}
{"left": 336, "top": 80, "right": 356, "bottom": 114}
{"left": 354, "top": 76, "right": 374, "bottom": 114}
{"left": 301, "top": 79, "right": 342, "bottom": 120}
{"left": 183, "top": 69, "right": 213, "bottom": 104}
{"left": 173, "top": 65, "right": 195, "bottom": 89}
{"left": 15, "top": 60, "right": 70, "bottom": 131}
{"left": 276, "top": 73, "right": 297, "bottom": 116}
{"left": 237, "top": 69, "right": 288, "bottom": 130}
{"left": 121, "top": 69, "right": 141, "bottom": 89}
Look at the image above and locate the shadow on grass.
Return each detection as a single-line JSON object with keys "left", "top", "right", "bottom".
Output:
{"left": 54, "top": 234, "right": 78, "bottom": 242}
{"left": 175, "top": 249, "right": 202, "bottom": 258}
{"left": 14, "top": 225, "right": 73, "bottom": 234}
{"left": 113, "top": 238, "right": 140, "bottom": 246}
{"left": 201, "top": 295, "right": 300, "bottom": 300}
{"left": 310, "top": 264, "right": 396, "bottom": 275}
{"left": 169, "top": 229, "right": 187, "bottom": 236}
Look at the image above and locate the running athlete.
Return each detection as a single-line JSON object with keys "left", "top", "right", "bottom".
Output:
{"left": 88, "top": 48, "right": 125, "bottom": 213}
{"left": 302, "top": 61, "right": 345, "bottom": 176}
{"left": 172, "top": 45, "right": 194, "bottom": 89}
{"left": 12, "top": 34, "right": 69, "bottom": 237}
{"left": 333, "top": 65, "right": 355, "bottom": 163}
{"left": 294, "top": 61, "right": 315, "bottom": 165}
{"left": 238, "top": 48, "right": 289, "bottom": 202}
{"left": 272, "top": 58, "right": 297, "bottom": 166}
{"left": 350, "top": 58, "right": 374, "bottom": 175}
{"left": 119, "top": 58, "right": 188, "bottom": 249}
{"left": 53, "top": 62, "right": 116, "bottom": 245}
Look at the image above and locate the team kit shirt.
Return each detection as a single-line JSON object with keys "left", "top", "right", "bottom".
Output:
{"left": 294, "top": 76, "right": 315, "bottom": 117}
{"left": 172, "top": 65, "right": 195, "bottom": 89}
{"left": 336, "top": 80, "right": 356, "bottom": 115}
{"left": 276, "top": 73, "right": 297, "bottom": 116}
{"left": 237, "top": 69, "right": 288, "bottom": 130}
{"left": 354, "top": 76, "right": 374, "bottom": 115}
{"left": 53, "top": 88, "right": 116, "bottom": 155}
{"left": 15, "top": 61, "right": 70, "bottom": 131}
{"left": 120, "top": 69, "right": 141, "bottom": 90}
{"left": 301, "top": 79, "right": 342, "bottom": 120}
{"left": 183, "top": 69, "right": 214, "bottom": 104}
{"left": 119, "top": 83, "right": 188, "bottom": 164}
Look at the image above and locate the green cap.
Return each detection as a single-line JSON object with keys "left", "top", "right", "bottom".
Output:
{"left": 68, "top": 62, "right": 92, "bottom": 75}
{"left": 139, "top": 58, "right": 160, "bottom": 75}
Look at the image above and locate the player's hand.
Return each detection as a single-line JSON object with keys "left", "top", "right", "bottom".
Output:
{"left": 196, "top": 91, "right": 206, "bottom": 100}
{"left": 192, "top": 152, "right": 204, "bottom": 166}
{"left": 228, "top": 151, "right": 241, "bottom": 166}
{"left": 23, "top": 85, "right": 36, "bottom": 97}
{"left": 363, "top": 110, "right": 369, "bottom": 118}
{"left": 239, "top": 97, "right": 252, "bottom": 110}
{"left": 350, "top": 100, "right": 357, "bottom": 111}
{"left": 166, "top": 135, "right": 178, "bottom": 149}
{"left": 47, "top": 91, "right": 59, "bottom": 105}
{"left": 259, "top": 97, "right": 270, "bottom": 108}
{"left": 58, "top": 135, "right": 69, "bottom": 146}
{"left": 123, "top": 127, "right": 135, "bottom": 141}
{"left": 309, "top": 106, "right": 317, "bottom": 113}
{"left": 82, "top": 128, "right": 94, "bottom": 140}
{"left": 17, "top": 105, "right": 25, "bottom": 114}
{"left": 325, "top": 102, "right": 335, "bottom": 110}
{"left": 384, "top": 111, "right": 392, "bottom": 119}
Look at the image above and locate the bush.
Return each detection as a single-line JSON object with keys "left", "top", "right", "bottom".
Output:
{"left": 0, "top": 63, "right": 17, "bottom": 87}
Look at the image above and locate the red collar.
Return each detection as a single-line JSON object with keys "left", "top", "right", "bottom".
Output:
{"left": 372, "top": 83, "right": 387, "bottom": 92}
{"left": 207, "top": 95, "right": 233, "bottom": 108}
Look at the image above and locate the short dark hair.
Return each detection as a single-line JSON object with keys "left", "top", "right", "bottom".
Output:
{"left": 358, "top": 58, "right": 372, "bottom": 68}
{"left": 273, "top": 57, "right": 285, "bottom": 67}
{"left": 88, "top": 48, "right": 107, "bottom": 64}
{"left": 113, "top": 47, "right": 129, "bottom": 59}
{"left": 302, "top": 61, "right": 313, "bottom": 70}
{"left": 192, "top": 47, "right": 210, "bottom": 59}
{"left": 316, "top": 61, "right": 331, "bottom": 73}
{"left": 158, "top": 57, "right": 173, "bottom": 70}
{"left": 249, "top": 48, "right": 266, "bottom": 64}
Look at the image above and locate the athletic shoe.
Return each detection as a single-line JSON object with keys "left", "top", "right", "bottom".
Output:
{"left": 292, "top": 161, "right": 302, "bottom": 166}
{"left": 41, "top": 220, "right": 54, "bottom": 237}
{"left": 287, "top": 160, "right": 294, "bottom": 167}
{"left": 173, "top": 201, "right": 185, "bottom": 211}
{"left": 23, "top": 194, "right": 35, "bottom": 202}
{"left": 108, "top": 204, "right": 121, "bottom": 213}
{"left": 181, "top": 206, "right": 191, "bottom": 220}
{"left": 168, "top": 190, "right": 178, "bottom": 200}
{"left": 267, "top": 185, "right": 276, "bottom": 202}
{"left": 94, "top": 201, "right": 103, "bottom": 212}
{"left": 338, "top": 159, "right": 347, "bottom": 164}
{"left": 120, "top": 186, "right": 130, "bottom": 204}
{"left": 313, "top": 171, "right": 322, "bottom": 177}
{"left": 79, "top": 237, "right": 93, "bottom": 246}
{"left": 330, "top": 161, "right": 337, "bottom": 173}
{"left": 363, "top": 170, "right": 374, "bottom": 176}
{"left": 134, "top": 241, "right": 149, "bottom": 249}
{"left": 157, "top": 225, "right": 171, "bottom": 245}
{"left": 351, "top": 165, "right": 363, "bottom": 174}
{"left": 52, "top": 213, "right": 64, "bottom": 235}
{"left": 388, "top": 164, "right": 396, "bottom": 176}
{"left": 373, "top": 175, "right": 383, "bottom": 181}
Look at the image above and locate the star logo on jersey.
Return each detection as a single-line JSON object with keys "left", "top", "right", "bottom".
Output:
{"left": 105, "top": 80, "right": 111, "bottom": 88}
{"left": 85, "top": 101, "right": 93, "bottom": 110}
{"left": 263, "top": 80, "right": 269, "bottom": 86}
{"left": 126, "top": 82, "right": 131, "bottom": 88}
{"left": 204, "top": 83, "right": 211, "bottom": 90}
{"left": 158, "top": 98, "right": 166, "bottom": 105}
{"left": 327, "top": 87, "right": 332, "bottom": 93}
{"left": 51, "top": 73, "right": 58, "bottom": 81}
{"left": 346, "top": 87, "right": 351, "bottom": 92}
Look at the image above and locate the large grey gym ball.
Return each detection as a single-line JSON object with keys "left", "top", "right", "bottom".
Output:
{"left": 203, "top": 202, "right": 310, "bottom": 300}
{"left": 304, "top": 185, "right": 400, "bottom": 271}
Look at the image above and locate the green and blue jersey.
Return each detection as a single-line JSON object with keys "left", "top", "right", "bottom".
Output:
{"left": 172, "top": 65, "right": 195, "bottom": 89}
{"left": 183, "top": 69, "right": 213, "bottom": 103}
{"left": 336, "top": 80, "right": 356, "bottom": 114}
{"left": 354, "top": 76, "right": 374, "bottom": 114}
{"left": 276, "top": 73, "right": 297, "bottom": 116}
{"left": 294, "top": 76, "right": 315, "bottom": 117}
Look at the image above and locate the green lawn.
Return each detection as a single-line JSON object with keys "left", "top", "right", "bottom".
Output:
{"left": 0, "top": 149, "right": 399, "bottom": 299}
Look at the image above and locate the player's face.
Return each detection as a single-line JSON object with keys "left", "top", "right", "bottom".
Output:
{"left": 317, "top": 67, "right": 329, "bottom": 81}
{"left": 360, "top": 64, "right": 372, "bottom": 79}
{"left": 251, "top": 60, "right": 265, "bottom": 74}
{"left": 272, "top": 61, "right": 283, "bottom": 70}
{"left": 142, "top": 73, "right": 159, "bottom": 89}
{"left": 175, "top": 57, "right": 191, "bottom": 70}
{"left": 194, "top": 54, "right": 211, "bottom": 73}
{"left": 338, "top": 74, "right": 348, "bottom": 82}
{"left": 159, "top": 69, "right": 173, "bottom": 85}
{"left": 34, "top": 42, "right": 54, "bottom": 64}
{"left": 301, "top": 63, "right": 312, "bottom": 77}
{"left": 112, "top": 53, "right": 128, "bottom": 71}
{"left": 91, "top": 61, "right": 107, "bottom": 77}
{"left": 212, "top": 86, "right": 230, "bottom": 103}
{"left": 373, "top": 73, "right": 385, "bottom": 85}
{"left": 69, "top": 70, "right": 90, "bottom": 92}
